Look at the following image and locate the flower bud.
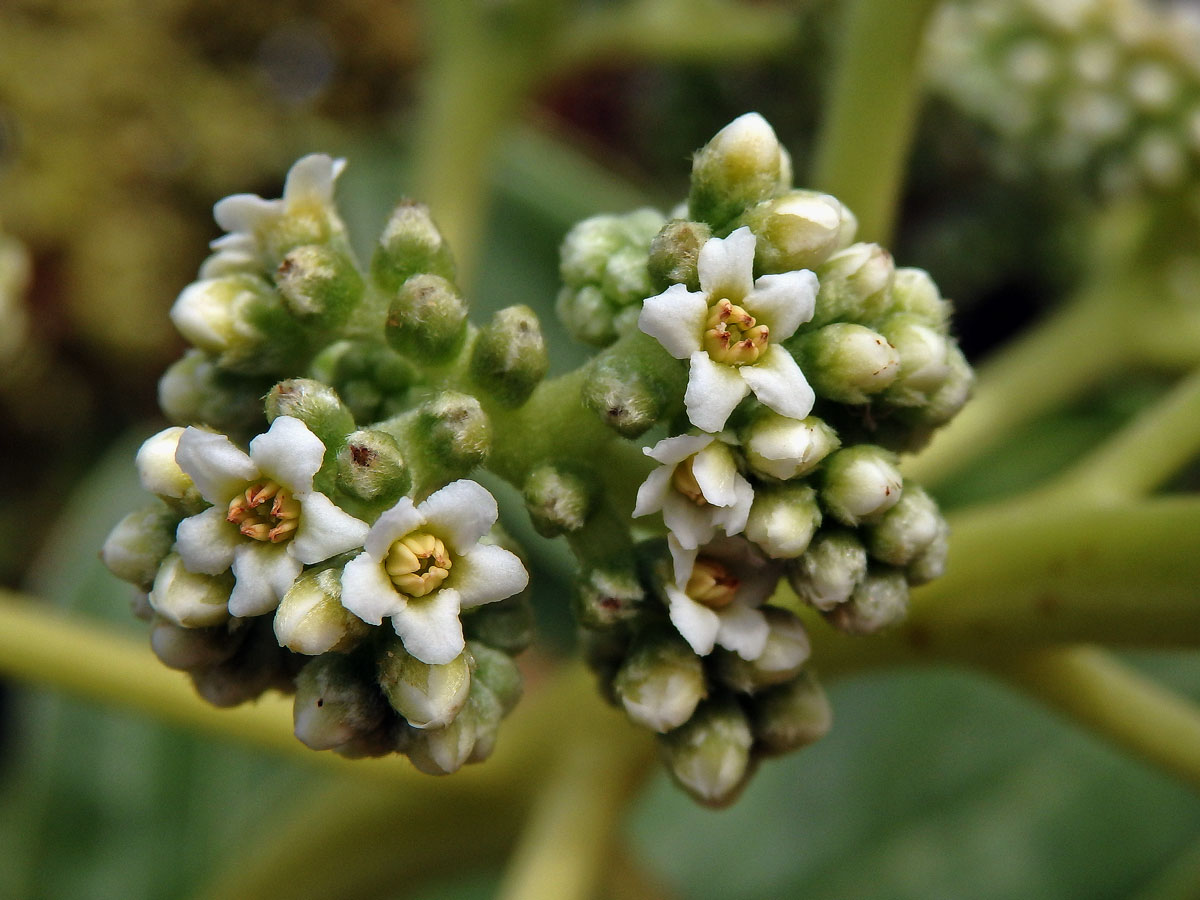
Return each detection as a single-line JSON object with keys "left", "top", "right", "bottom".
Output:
{"left": 908, "top": 518, "right": 950, "bottom": 586}
{"left": 574, "top": 566, "right": 646, "bottom": 629}
{"left": 149, "top": 617, "right": 243, "bottom": 671}
{"left": 744, "top": 484, "right": 822, "bottom": 559}
{"left": 865, "top": 486, "right": 944, "bottom": 567}
{"left": 190, "top": 619, "right": 295, "bottom": 707}
{"left": 741, "top": 412, "right": 839, "bottom": 481}
{"left": 820, "top": 446, "right": 903, "bottom": 526}
{"left": 371, "top": 200, "right": 456, "bottom": 295}
{"left": 751, "top": 670, "right": 832, "bottom": 756}
{"left": 827, "top": 568, "right": 909, "bottom": 635}
{"left": 648, "top": 220, "right": 712, "bottom": 292}
{"left": 714, "top": 607, "right": 810, "bottom": 693}
{"left": 787, "top": 529, "right": 868, "bottom": 611}
{"left": 336, "top": 430, "right": 410, "bottom": 507}
{"left": 293, "top": 653, "right": 388, "bottom": 750}
{"left": 464, "top": 684, "right": 506, "bottom": 765}
{"left": 467, "top": 641, "right": 523, "bottom": 714}
{"left": 794, "top": 323, "right": 900, "bottom": 404}
{"left": 274, "top": 568, "right": 370, "bottom": 655}
{"left": 102, "top": 505, "right": 179, "bottom": 591}
{"left": 335, "top": 720, "right": 412, "bottom": 759}
{"left": 463, "top": 593, "right": 536, "bottom": 655}
{"left": 878, "top": 314, "right": 954, "bottom": 407}
{"left": 385, "top": 273, "right": 469, "bottom": 364}
{"left": 158, "top": 350, "right": 268, "bottom": 436}
{"left": 411, "top": 391, "right": 491, "bottom": 479}
{"left": 560, "top": 211, "right": 656, "bottom": 286}
{"left": 660, "top": 697, "right": 754, "bottom": 808}
{"left": 614, "top": 631, "right": 707, "bottom": 733}
{"left": 135, "top": 427, "right": 195, "bottom": 501}
{"left": 811, "top": 243, "right": 895, "bottom": 328}
{"left": 265, "top": 378, "right": 356, "bottom": 453}
{"left": 602, "top": 244, "right": 657, "bottom": 308}
{"left": 406, "top": 691, "right": 485, "bottom": 775}
{"left": 889, "top": 267, "right": 950, "bottom": 328}
{"left": 376, "top": 639, "right": 472, "bottom": 729}
{"left": 736, "top": 191, "right": 852, "bottom": 273}
{"left": 523, "top": 464, "right": 595, "bottom": 537}
{"left": 906, "top": 341, "right": 974, "bottom": 428}
{"left": 582, "top": 334, "right": 686, "bottom": 439}
{"left": 556, "top": 285, "right": 618, "bottom": 346}
{"left": 689, "top": 113, "right": 789, "bottom": 228}
{"left": 469, "top": 305, "right": 549, "bottom": 406}
{"left": 274, "top": 243, "right": 363, "bottom": 330}
{"left": 148, "top": 553, "right": 233, "bottom": 628}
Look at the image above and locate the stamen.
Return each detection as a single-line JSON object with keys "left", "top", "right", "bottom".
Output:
{"left": 685, "top": 558, "right": 740, "bottom": 609}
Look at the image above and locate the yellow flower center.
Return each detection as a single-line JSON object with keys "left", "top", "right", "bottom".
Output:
{"left": 385, "top": 531, "right": 453, "bottom": 598}
{"left": 226, "top": 480, "right": 301, "bottom": 543}
{"left": 685, "top": 558, "right": 740, "bottom": 609}
{"left": 703, "top": 298, "right": 769, "bottom": 366}
{"left": 671, "top": 456, "right": 707, "bottom": 506}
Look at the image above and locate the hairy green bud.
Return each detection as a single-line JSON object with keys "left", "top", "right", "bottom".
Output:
{"left": 879, "top": 314, "right": 953, "bottom": 407}
{"left": 908, "top": 518, "right": 950, "bottom": 586}
{"left": 828, "top": 568, "right": 910, "bottom": 635}
{"left": 102, "top": 504, "right": 179, "bottom": 591}
{"left": 820, "top": 446, "right": 903, "bottom": 526}
{"left": 149, "top": 618, "right": 243, "bottom": 672}
{"left": 660, "top": 697, "right": 754, "bottom": 808}
{"left": 811, "top": 243, "right": 895, "bottom": 328}
{"left": 787, "top": 529, "right": 869, "bottom": 611}
{"left": 648, "top": 220, "right": 712, "bottom": 292}
{"left": 158, "top": 350, "right": 268, "bottom": 436}
{"left": 745, "top": 484, "right": 822, "bottom": 559}
{"left": 336, "top": 430, "right": 410, "bottom": 507}
{"left": 574, "top": 566, "right": 646, "bottom": 630}
{"left": 614, "top": 630, "right": 707, "bottom": 733}
{"left": 414, "top": 391, "right": 491, "bottom": 476}
{"left": 794, "top": 323, "right": 900, "bottom": 404}
{"left": 293, "top": 653, "right": 388, "bottom": 751}
{"left": 470, "top": 305, "right": 549, "bottom": 405}
{"left": 371, "top": 200, "right": 456, "bottom": 295}
{"left": 582, "top": 334, "right": 686, "bottom": 438}
{"left": 689, "top": 113, "right": 790, "bottom": 229}
{"left": 714, "top": 607, "right": 810, "bottom": 693}
{"left": 865, "top": 486, "right": 945, "bottom": 567}
{"left": 751, "top": 670, "right": 832, "bottom": 756}
{"left": 386, "top": 273, "right": 469, "bottom": 363}
{"left": 889, "top": 267, "right": 951, "bottom": 328}
{"left": 274, "top": 243, "right": 363, "bottom": 329}
{"left": 556, "top": 285, "right": 618, "bottom": 346}
{"left": 377, "top": 639, "right": 472, "bottom": 729}
{"left": 463, "top": 593, "right": 536, "bottom": 656}
{"left": 265, "top": 378, "right": 356, "bottom": 452}
{"left": 737, "top": 190, "right": 856, "bottom": 274}
{"left": 523, "top": 464, "right": 595, "bottom": 537}
{"left": 467, "top": 641, "right": 523, "bottom": 715}
{"left": 274, "top": 568, "right": 370, "bottom": 656}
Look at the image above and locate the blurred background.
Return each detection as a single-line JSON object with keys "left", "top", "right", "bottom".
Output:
{"left": 1, "top": 1, "right": 1198, "bottom": 897}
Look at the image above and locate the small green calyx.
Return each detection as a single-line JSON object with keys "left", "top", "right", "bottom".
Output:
{"left": 227, "top": 481, "right": 301, "bottom": 543}
{"left": 702, "top": 298, "right": 769, "bottom": 366}
{"left": 469, "top": 304, "right": 549, "bottom": 405}
{"left": 386, "top": 273, "right": 469, "bottom": 363}
{"left": 385, "top": 532, "right": 452, "bottom": 598}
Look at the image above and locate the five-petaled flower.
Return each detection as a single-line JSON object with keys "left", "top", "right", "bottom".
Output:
{"left": 638, "top": 226, "right": 819, "bottom": 433}
{"left": 340, "top": 480, "right": 530, "bottom": 665}
{"left": 174, "top": 416, "right": 369, "bottom": 617}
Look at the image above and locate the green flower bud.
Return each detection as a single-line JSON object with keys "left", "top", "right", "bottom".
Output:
{"left": 602, "top": 244, "right": 656, "bottom": 307}
{"left": 336, "top": 430, "right": 410, "bottom": 507}
{"left": 274, "top": 243, "right": 363, "bottom": 329}
{"left": 908, "top": 518, "right": 950, "bottom": 586}
{"left": 889, "top": 268, "right": 950, "bottom": 329}
{"left": 467, "top": 641, "right": 523, "bottom": 714}
{"left": 371, "top": 200, "right": 456, "bottom": 295}
{"left": 787, "top": 529, "right": 868, "bottom": 611}
{"left": 811, "top": 243, "right": 895, "bottom": 328}
{"left": 158, "top": 350, "right": 268, "bottom": 436}
{"left": 414, "top": 391, "right": 491, "bottom": 475}
{"left": 660, "top": 697, "right": 754, "bottom": 808}
{"left": 878, "top": 314, "right": 954, "bottom": 407}
{"left": 377, "top": 639, "right": 471, "bottom": 729}
{"left": 265, "top": 378, "right": 356, "bottom": 452}
{"left": 561, "top": 209, "right": 663, "bottom": 286}
{"left": 463, "top": 593, "right": 536, "bottom": 656}
{"left": 464, "top": 684, "right": 506, "bottom": 765}
{"left": 648, "top": 220, "right": 712, "bottom": 292}
{"left": 714, "top": 607, "right": 810, "bottom": 693}
{"left": 582, "top": 334, "right": 686, "bottom": 439}
{"left": 744, "top": 484, "right": 822, "bottom": 559}
{"left": 906, "top": 341, "right": 974, "bottom": 428}
{"left": 613, "top": 631, "right": 707, "bottom": 733}
{"left": 794, "top": 323, "right": 900, "bottom": 404}
{"left": 406, "top": 689, "right": 488, "bottom": 775}
{"left": 741, "top": 412, "right": 840, "bottom": 481}
{"left": 574, "top": 566, "right": 646, "bottom": 630}
{"left": 751, "top": 670, "right": 832, "bottom": 756}
{"left": 135, "top": 427, "right": 196, "bottom": 502}
{"left": 293, "top": 653, "right": 389, "bottom": 751}
{"left": 865, "top": 486, "right": 944, "bottom": 567}
{"left": 736, "top": 190, "right": 855, "bottom": 274}
{"left": 469, "top": 305, "right": 549, "bottom": 406}
{"left": 148, "top": 553, "right": 233, "bottom": 628}
{"left": 523, "top": 464, "right": 595, "bottom": 537}
{"left": 274, "top": 568, "right": 370, "bottom": 656}
{"left": 820, "top": 446, "right": 903, "bottom": 526}
{"left": 827, "top": 568, "right": 909, "bottom": 635}
{"left": 149, "top": 617, "right": 243, "bottom": 672}
{"left": 689, "top": 113, "right": 790, "bottom": 229}
{"left": 556, "top": 285, "right": 618, "bottom": 347}
{"left": 102, "top": 504, "right": 179, "bottom": 591}
{"left": 385, "top": 273, "right": 469, "bottom": 364}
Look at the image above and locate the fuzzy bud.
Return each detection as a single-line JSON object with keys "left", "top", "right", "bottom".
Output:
{"left": 407, "top": 690, "right": 487, "bottom": 775}
{"left": 293, "top": 653, "right": 388, "bottom": 751}
{"left": 889, "top": 268, "right": 950, "bottom": 328}
{"left": 811, "top": 243, "right": 895, "bottom": 328}
{"left": 908, "top": 518, "right": 950, "bottom": 586}
{"left": 371, "top": 201, "right": 456, "bottom": 295}
{"left": 820, "top": 446, "right": 903, "bottom": 526}
{"left": 556, "top": 285, "right": 618, "bottom": 347}
{"left": 135, "top": 427, "right": 195, "bottom": 501}
{"left": 827, "top": 568, "right": 910, "bottom": 635}
{"left": 158, "top": 350, "right": 267, "bottom": 435}
{"left": 102, "top": 505, "right": 179, "bottom": 591}
{"left": 795, "top": 323, "right": 900, "bottom": 404}
{"left": 575, "top": 566, "right": 646, "bottom": 630}
{"left": 265, "top": 378, "right": 356, "bottom": 453}
{"left": 907, "top": 342, "right": 974, "bottom": 428}
{"left": 470, "top": 305, "right": 549, "bottom": 406}
{"left": 463, "top": 594, "right": 536, "bottom": 655}
{"left": 714, "top": 607, "right": 810, "bottom": 693}
{"left": 274, "top": 568, "right": 370, "bottom": 655}
{"left": 689, "top": 113, "right": 790, "bottom": 228}
{"left": 582, "top": 334, "right": 686, "bottom": 439}
{"left": 741, "top": 412, "right": 839, "bottom": 481}
{"left": 376, "top": 639, "right": 472, "bottom": 729}
{"left": 660, "top": 697, "right": 754, "bottom": 808}
{"left": 336, "top": 430, "right": 410, "bottom": 507}
{"left": 614, "top": 631, "right": 707, "bottom": 733}
{"left": 523, "top": 464, "right": 594, "bottom": 537}
{"left": 736, "top": 191, "right": 854, "bottom": 273}
{"left": 751, "top": 670, "right": 832, "bottom": 756}
{"left": 865, "top": 486, "right": 944, "bottom": 567}
{"left": 274, "top": 243, "right": 363, "bottom": 329}
{"left": 148, "top": 554, "right": 233, "bottom": 628}
{"left": 467, "top": 641, "right": 523, "bottom": 714}
{"left": 415, "top": 392, "right": 491, "bottom": 475}
{"left": 648, "top": 220, "right": 712, "bottom": 291}
{"left": 879, "top": 315, "right": 953, "bottom": 406}
{"left": 386, "top": 274, "right": 469, "bottom": 363}
{"left": 149, "top": 618, "right": 242, "bottom": 671}
{"left": 744, "top": 484, "right": 822, "bottom": 559}
{"left": 787, "top": 529, "right": 868, "bottom": 611}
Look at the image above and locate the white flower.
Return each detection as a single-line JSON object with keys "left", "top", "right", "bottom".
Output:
{"left": 639, "top": 227, "right": 818, "bottom": 432}
{"left": 174, "top": 416, "right": 369, "bottom": 618}
{"left": 663, "top": 537, "right": 781, "bottom": 661}
{"left": 633, "top": 433, "right": 753, "bottom": 550}
{"left": 340, "top": 480, "right": 529, "bottom": 665}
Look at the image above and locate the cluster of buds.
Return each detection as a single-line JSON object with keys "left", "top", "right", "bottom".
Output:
{"left": 928, "top": 0, "right": 1200, "bottom": 199}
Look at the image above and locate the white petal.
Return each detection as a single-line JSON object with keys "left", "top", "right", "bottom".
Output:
{"left": 248, "top": 416, "right": 326, "bottom": 495}
{"left": 697, "top": 227, "right": 756, "bottom": 300}
{"left": 714, "top": 604, "right": 771, "bottom": 660}
{"left": 284, "top": 154, "right": 345, "bottom": 207}
{"left": 740, "top": 346, "right": 815, "bottom": 421}
{"left": 667, "top": 534, "right": 698, "bottom": 588}
{"left": 364, "top": 498, "right": 423, "bottom": 559}
{"left": 661, "top": 492, "right": 717, "bottom": 550}
{"left": 633, "top": 466, "right": 675, "bottom": 518}
{"left": 691, "top": 442, "right": 739, "bottom": 507}
{"left": 213, "top": 194, "right": 277, "bottom": 236}
{"left": 746, "top": 270, "right": 818, "bottom": 341}
{"left": 709, "top": 472, "right": 754, "bottom": 537}
{"left": 419, "top": 480, "right": 497, "bottom": 553}
{"left": 229, "top": 542, "right": 302, "bottom": 617}
{"left": 638, "top": 285, "right": 707, "bottom": 359}
{"left": 685, "top": 351, "right": 750, "bottom": 432}
{"left": 175, "top": 428, "right": 257, "bottom": 505}
{"left": 643, "top": 433, "right": 713, "bottom": 466}
{"left": 665, "top": 583, "right": 720, "bottom": 656}
{"left": 341, "top": 552, "right": 403, "bottom": 625}
{"left": 450, "top": 544, "right": 529, "bottom": 609}
{"left": 176, "top": 506, "right": 240, "bottom": 575}
{"left": 393, "top": 588, "right": 465, "bottom": 665}
{"left": 290, "top": 492, "right": 369, "bottom": 564}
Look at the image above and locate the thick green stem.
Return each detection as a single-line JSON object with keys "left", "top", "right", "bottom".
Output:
{"left": 811, "top": 0, "right": 941, "bottom": 243}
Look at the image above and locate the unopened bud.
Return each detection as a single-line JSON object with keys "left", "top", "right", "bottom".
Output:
{"left": 787, "top": 529, "right": 868, "bottom": 611}
{"left": 820, "top": 446, "right": 903, "bottom": 526}
{"left": 170, "top": 274, "right": 303, "bottom": 373}
{"left": 523, "top": 464, "right": 594, "bottom": 537}
{"left": 466, "top": 684, "right": 506, "bottom": 764}
{"left": 377, "top": 639, "right": 472, "bottom": 729}
{"left": 908, "top": 518, "right": 950, "bottom": 586}
{"left": 811, "top": 243, "right": 895, "bottom": 328}
{"left": 741, "top": 412, "right": 839, "bottom": 481}
{"left": 293, "top": 653, "right": 388, "bottom": 750}
{"left": 102, "top": 505, "right": 179, "bottom": 591}
{"left": 265, "top": 378, "right": 356, "bottom": 452}
{"left": 648, "top": 220, "right": 712, "bottom": 292}
{"left": 463, "top": 593, "right": 536, "bottom": 655}
{"left": 274, "top": 568, "right": 370, "bottom": 655}
{"left": 889, "top": 267, "right": 950, "bottom": 328}
{"left": 470, "top": 305, "right": 549, "bottom": 405}
{"left": 158, "top": 350, "right": 267, "bottom": 436}
{"left": 336, "top": 430, "right": 410, "bottom": 507}
{"left": 751, "top": 670, "right": 832, "bottom": 755}
{"left": 907, "top": 341, "right": 973, "bottom": 428}
{"left": 275, "top": 243, "right": 363, "bottom": 329}
{"left": 582, "top": 333, "right": 686, "bottom": 439}
{"left": 149, "top": 617, "right": 243, "bottom": 671}
{"left": 135, "top": 427, "right": 195, "bottom": 501}
{"left": 148, "top": 553, "right": 233, "bottom": 628}
{"left": 371, "top": 201, "right": 456, "bottom": 295}
{"left": 865, "top": 486, "right": 944, "bottom": 567}
{"left": 714, "top": 607, "right": 810, "bottom": 693}
{"left": 660, "top": 697, "right": 754, "bottom": 808}
{"left": 827, "top": 568, "right": 909, "bottom": 635}
{"left": 795, "top": 323, "right": 900, "bottom": 404}
{"left": 386, "top": 274, "right": 468, "bottom": 363}
{"left": 467, "top": 641, "right": 523, "bottom": 714}
{"left": 879, "top": 315, "right": 952, "bottom": 407}
{"left": 744, "top": 484, "right": 822, "bottom": 559}
{"left": 556, "top": 285, "right": 618, "bottom": 346}
{"left": 614, "top": 631, "right": 707, "bottom": 733}
{"left": 575, "top": 566, "right": 646, "bottom": 629}
{"left": 406, "top": 689, "right": 491, "bottom": 775}
{"left": 736, "top": 191, "right": 853, "bottom": 273}
{"left": 689, "top": 113, "right": 789, "bottom": 228}
{"left": 560, "top": 210, "right": 660, "bottom": 286}
{"left": 190, "top": 619, "right": 294, "bottom": 707}
{"left": 415, "top": 391, "right": 491, "bottom": 475}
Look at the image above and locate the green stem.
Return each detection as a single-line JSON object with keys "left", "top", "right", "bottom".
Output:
{"left": 811, "top": 0, "right": 941, "bottom": 243}
{"left": 993, "top": 646, "right": 1200, "bottom": 795}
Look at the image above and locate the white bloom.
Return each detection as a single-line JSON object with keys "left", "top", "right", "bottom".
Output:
{"left": 340, "top": 480, "right": 529, "bottom": 665}
{"left": 663, "top": 537, "right": 781, "bottom": 661}
{"left": 633, "top": 433, "right": 753, "bottom": 550}
{"left": 174, "top": 416, "right": 369, "bottom": 618}
{"left": 639, "top": 227, "right": 818, "bottom": 432}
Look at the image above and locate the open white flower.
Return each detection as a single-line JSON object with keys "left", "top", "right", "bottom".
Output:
{"left": 340, "top": 480, "right": 529, "bottom": 665}
{"left": 633, "top": 433, "right": 753, "bottom": 550}
{"left": 174, "top": 416, "right": 369, "bottom": 618}
{"left": 663, "top": 536, "right": 781, "bottom": 661}
{"left": 639, "top": 226, "right": 818, "bottom": 432}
